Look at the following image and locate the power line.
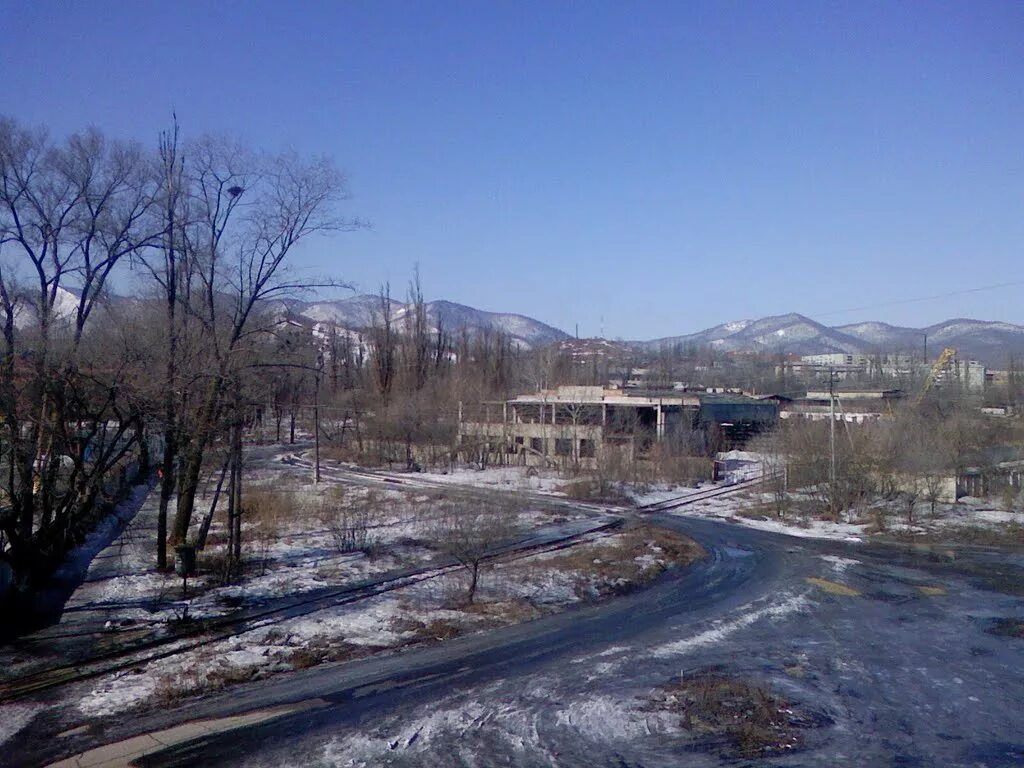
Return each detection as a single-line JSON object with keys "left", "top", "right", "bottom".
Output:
{"left": 809, "top": 279, "right": 1024, "bottom": 320}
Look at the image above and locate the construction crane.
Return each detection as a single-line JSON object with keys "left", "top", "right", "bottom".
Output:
{"left": 917, "top": 346, "right": 957, "bottom": 405}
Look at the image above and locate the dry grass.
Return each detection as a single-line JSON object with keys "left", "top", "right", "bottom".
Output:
{"left": 538, "top": 524, "right": 704, "bottom": 597}
{"left": 387, "top": 598, "right": 542, "bottom": 649}
{"left": 916, "top": 523, "right": 1024, "bottom": 546}
{"left": 390, "top": 616, "right": 465, "bottom": 643}
{"left": 558, "top": 478, "right": 633, "bottom": 505}
{"left": 318, "top": 485, "right": 384, "bottom": 555}
{"left": 243, "top": 487, "right": 297, "bottom": 524}
{"left": 285, "top": 640, "right": 366, "bottom": 668}
{"left": 987, "top": 618, "right": 1024, "bottom": 638}
{"left": 737, "top": 500, "right": 776, "bottom": 520}
{"left": 461, "top": 597, "right": 542, "bottom": 624}
{"left": 646, "top": 672, "right": 819, "bottom": 758}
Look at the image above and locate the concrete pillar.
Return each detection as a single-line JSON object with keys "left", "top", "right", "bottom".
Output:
{"left": 656, "top": 403, "right": 665, "bottom": 439}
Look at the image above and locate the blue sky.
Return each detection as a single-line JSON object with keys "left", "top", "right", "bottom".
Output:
{"left": 3, "top": 1, "right": 1022, "bottom": 338}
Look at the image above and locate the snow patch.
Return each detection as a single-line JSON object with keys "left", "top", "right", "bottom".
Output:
{"left": 0, "top": 703, "right": 44, "bottom": 747}
{"left": 651, "top": 593, "right": 809, "bottom": 659}
{"left": 820, "top": 555, "right": 860, "bottom": 573}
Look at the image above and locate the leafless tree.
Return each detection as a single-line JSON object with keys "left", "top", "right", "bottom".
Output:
{"left": 0, "top": 117, "right": 159, "bottom": 606}
{"left": 433, "top": 497, "right": 517, "bottom": 605}
{"left": 167, "top": 142, "right": 352, "bottom": 548}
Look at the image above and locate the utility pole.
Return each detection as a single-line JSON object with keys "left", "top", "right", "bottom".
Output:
{"left": 829, "top": 366, "right": 837, "bottom": 516}
{"left": 313, "top": 351, "right": 323, "bottom": 484}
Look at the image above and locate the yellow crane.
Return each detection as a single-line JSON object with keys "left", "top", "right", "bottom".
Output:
{"left": 917, "top": 346, "right": 957, "bottom": 405}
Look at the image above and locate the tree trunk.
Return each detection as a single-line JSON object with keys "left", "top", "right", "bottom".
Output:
{"left": 231, "top": 419, "right": 243, "bottom": 563}
{"left": 196, "top": 452, "right": 231, "bottom": 550}
{"left": 467, "top": 560, "right": 479, "bottom": 605}
{"left": 171, "top": 374, "right": 225, "bottom": 544}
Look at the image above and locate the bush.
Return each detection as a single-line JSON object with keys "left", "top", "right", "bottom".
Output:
{"left": 646, "top": 672, "right": 816, "bottom": 758}
{"left": 320, "top": 486, "right": 382, "bottom": 554}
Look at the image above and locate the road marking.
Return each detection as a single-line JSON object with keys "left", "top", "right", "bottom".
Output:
{"left": 805, "top": 577, "right": 861, "bottom": 596}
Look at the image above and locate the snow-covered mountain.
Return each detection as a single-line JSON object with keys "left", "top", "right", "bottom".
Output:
{"left": 11, "top": 286, "right": 81, "bottom": 329}
{"left": 641, "top": 313, "right": 868, "bottom": 356}
{"left": 640, "top": 314, "right": 1024, "bottom": 366}
{"left": 287, "top": 295, "right": 570, "bottom": 350}
{"left": 16, "top": 284, "right": 1020, "bottom": 366}
{"left": 836, "top": 318, "right": 1024, "bottom": 365}
{"left": 291, "top": 294, "right": 388, "bottom": 329}
{"left": 833, "top": 321, "right": 923, "bottom": 348}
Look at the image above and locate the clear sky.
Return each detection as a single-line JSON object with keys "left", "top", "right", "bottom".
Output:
{"left": 3, "top": 1, "right": 1022, "bottom": 339}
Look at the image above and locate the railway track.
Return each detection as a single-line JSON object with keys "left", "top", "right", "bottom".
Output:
{"left": 0, "top": 517, "right": 622, "bottom": 704}
{"left": 284, "top": 456, "right": 619, "bottom": 516}
{"left": 636, "top": 475, "right": 768, "bottom": 514}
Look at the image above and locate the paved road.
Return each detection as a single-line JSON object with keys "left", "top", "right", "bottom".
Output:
{"left": 19, "top": 511, "right": 1024, "bottom": 768}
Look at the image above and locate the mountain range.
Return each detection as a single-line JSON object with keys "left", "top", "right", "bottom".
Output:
{"left": 19, "top": 288, "right": 1024, "bottom": 366}
{"left": 285, "top": 296, "right": 1024, "bottom": 366}
{"left": 286, "top": 295, "right": 572, "bottom": 350}
{"left": 638, "top": 313, "right": 1024, "bottom": 366}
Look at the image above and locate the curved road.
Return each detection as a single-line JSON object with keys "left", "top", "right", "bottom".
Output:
{"left": 22, "top": 510, "right": 1024, "bottom": 768}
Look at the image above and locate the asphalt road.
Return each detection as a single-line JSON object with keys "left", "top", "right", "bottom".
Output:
{"left": 20, "top": 509, "right": 1019, "bottom": 768}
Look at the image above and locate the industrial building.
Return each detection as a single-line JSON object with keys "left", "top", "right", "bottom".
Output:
{"left": 457, "top": 385, "right": 778, "bottom": 468}
{"left": 780, "top": 388, "right": 904, "bottom": 423}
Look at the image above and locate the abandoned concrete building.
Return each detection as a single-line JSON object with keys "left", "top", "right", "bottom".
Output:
{"left": 780, "top": 388, "right": 905, "bottom": 423}
{"left": 456, "top": 386, "right": 778, "bottom": 468}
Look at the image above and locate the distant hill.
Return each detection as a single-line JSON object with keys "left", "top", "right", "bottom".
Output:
{"left": 288, "top": 294, "right": 570, "bottom": 350}
{"left": 640, "top": 313, "right": 867, "bottom": 356}
{"left": 640, "top": 313, "right": 1024, "bottom": 367}
{"left": 21, "top": 286, "right": 1023, "bottom": 366}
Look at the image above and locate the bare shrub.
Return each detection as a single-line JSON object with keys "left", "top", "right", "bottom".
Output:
{"left": 243, "top": 488, "right": 294, "bottom": 575}
{"left": 645, "top": 672, "right": 820, "bottom": 758}
{"left": 539, "top": 524, "right": 704, "bottom": 597}
{"left": 321, "top": 486, "right": 382, "bottom": 554}
{"left": 431, "top": 496, "right": 519, "bottom": 604}
{"left": 646, "top": 443, "right": 713, "bottom": 485}
{"left": 558, "top": 477, "right": 632, "bottom": 505}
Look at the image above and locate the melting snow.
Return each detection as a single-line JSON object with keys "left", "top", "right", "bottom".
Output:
{"left": 0, "top": 703, "right": 44, "bottom": 747}
{"left": 651, "top": 593, "right": 809, "bottom": 659}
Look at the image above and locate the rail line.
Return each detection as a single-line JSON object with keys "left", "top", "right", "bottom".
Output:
{"left": 284, "top": 456, "right": 619, "bottom": 516}
{"left": 636, "top": 475, "right": 767, "bottom": 514}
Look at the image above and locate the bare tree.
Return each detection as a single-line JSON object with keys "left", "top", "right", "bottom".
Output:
{"left": 368, "top": 282, "right": 397, "bottom": 407}
{"left": 167, "top": 140, "right": 352, "bottom": 547}
{"left": 0, "top": 118, "right": 158, "bottom": 609}
{"left": 433, "top": 497, "right": 517, "bottom": 605}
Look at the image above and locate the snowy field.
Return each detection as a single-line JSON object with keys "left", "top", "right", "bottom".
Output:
{"left": 0, "top": 449, "right": 705, "bottom": 745}
{"left": 629, "top": 484, "right": 1023, "bottom": 545}
{"left": 414, "top": 465, "right": 568, "bottom": 495}
{"left": 63, "top": 523, "right": 697, "bottom": 721}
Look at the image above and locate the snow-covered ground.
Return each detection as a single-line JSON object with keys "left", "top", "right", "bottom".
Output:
{"left": 2, "top": 447, "right": 705, "bottom": 741}
{"left": 413, "top": 465, "right": 568, "bottom": 495}
{"left": 629, "top": 479, "right": 1023, "bottom": 545}
{"left": 70, "top": 525, "right": 694, "bottom": 719}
